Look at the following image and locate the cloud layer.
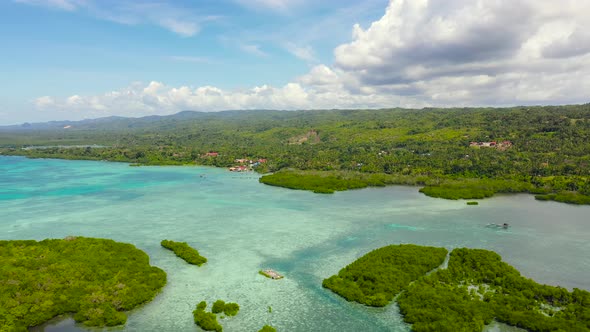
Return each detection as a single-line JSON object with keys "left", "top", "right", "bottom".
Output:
{"left": 330, "top": 0, "right": 590, "bottom": 105}
{"left": 36, "top": 81, "right": 426, "bottom": 119}
{"left": 34, "top": 0, "right": 590, "bottom": 118}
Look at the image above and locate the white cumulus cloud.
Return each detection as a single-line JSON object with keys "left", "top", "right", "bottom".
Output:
{"left": 34, "top": 80, "right": 427, "bottom": 119}
{"left": 32, "top": 0, "right": 590, "bottom": 119}
{"left": 328, "top": 0, "right": 590, "bottom": 105}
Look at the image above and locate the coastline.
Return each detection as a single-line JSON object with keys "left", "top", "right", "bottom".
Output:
{"left": 3, "top": 153, "right": 589, "bottom": 206}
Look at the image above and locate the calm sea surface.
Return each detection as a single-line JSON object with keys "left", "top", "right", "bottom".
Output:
{"left": 1, "top": 156, "right": 589, "bottom": 332}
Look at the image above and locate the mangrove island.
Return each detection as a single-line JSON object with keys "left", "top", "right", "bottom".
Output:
{"left": 323, "top": 244, "right": 590, "bottom": 332}
{"left": 0, "top": 237, "right": 166, "bottom": 331}
{"left": 161, "top": 239, "right": 207, "bottom": 266}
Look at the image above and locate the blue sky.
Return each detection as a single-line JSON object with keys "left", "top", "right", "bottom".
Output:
{"left": 1, "top": 0, "right": 589, "bottom": 124}
{"left": 0, "top": 0, "right": 386, "bottom": 123}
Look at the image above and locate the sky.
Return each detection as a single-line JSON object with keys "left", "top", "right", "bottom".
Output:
{"left": 1, "top": 0, "right": 589, "bottom": 124}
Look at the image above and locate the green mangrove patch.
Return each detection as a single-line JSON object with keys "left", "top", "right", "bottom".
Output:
{"left": 193, "top": 301, "right": 222, "bottom": 332}
{"left": 0, "top": 237, "right": 166, "bottom": 331}
{"left": 161, "top": 239, "right": 207, "bottom": 266}
{"left": 259, "top": 170, "right": 429, "bottom": 194}
{"left": 535, "top": 191, "right": 590, "bottom": 205}
{"left": 211, "top": 300, "right": 240, "bottom": 316}
{"left": 193, "top": 300, "right": 240, "bottom": 332}
{"left": 322, "top": 244, "right": 448, "bottom": 306}
{"left": 259, "top": 170, "right": 580, "bottom": 204}
{"left": 398, "top": 248, "right": 590, "bottom": 332}
{"left": 259, "top": 170, "right": 368, "bottom": 193}
{"left": 323, "top": 244, "right": 590, "bottom": 332}
{"left": 418, "top": 178, "right": 535, "bottom": 200}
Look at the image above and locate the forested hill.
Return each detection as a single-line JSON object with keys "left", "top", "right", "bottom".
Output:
{"left": 2, "top": 104, "right": 590, "bottom": 203}
{"left": 0, "top": 110, "right": 231, "bottom": 132}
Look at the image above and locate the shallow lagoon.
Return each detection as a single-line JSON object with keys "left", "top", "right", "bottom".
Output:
{"left": 1, "top": 156, "right": 589, "bottom": 332}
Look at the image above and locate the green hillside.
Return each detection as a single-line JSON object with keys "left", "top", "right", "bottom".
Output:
{"left": 2, "top": 106, "right": 590, "bottom": 204}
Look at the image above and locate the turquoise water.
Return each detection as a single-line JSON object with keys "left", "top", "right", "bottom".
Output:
{"left": 1, "top": 156, "right": 589, "bottom": 332}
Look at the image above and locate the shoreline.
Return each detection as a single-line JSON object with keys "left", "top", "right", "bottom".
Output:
{"left": 2, "top": 153, "right": 589, "bottom": 206}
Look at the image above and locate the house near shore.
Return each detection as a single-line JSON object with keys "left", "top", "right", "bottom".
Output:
{"left": 229, "top": 165, "right": 249, "bottom": 172}
{"left": 235, "top": 158, "right": 267, "bottom": 164}
{"left": 203, "top": 152, "right": 219, "bottom": 157}
{"left": 228, "top": 157, "right": 268, "bottom": 171}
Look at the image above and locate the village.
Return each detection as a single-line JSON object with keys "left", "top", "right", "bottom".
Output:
{"left": 201, "top": 152, "right": 268, "bottom": 172}
{"left": 229, "top": 158, "right": 267, "bottom": 172}
{"left": 469, "top": 141, "right": 513, "bottom": 149}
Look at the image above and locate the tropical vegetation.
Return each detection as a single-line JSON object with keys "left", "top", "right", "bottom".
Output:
{"left": 323, "top": 244, "right": 590, "bottom": 331}
{"left": 2, "top": 105, "right": 590, "bottom": 204}
{"left": 193, "top": 300, "right": 239, "bottom": 331}
{"left": 161, "top": 240, "right": 207, "bottom": 266}
{"left": 211, "top": 300, "right": 240, "bottom": 316}
{"left": 0, "top": 237, "right": 166, "bottom": 331}
{"left": 193, "top": 302, "right": 222, "bottom": 332}
{"left": 322, "top": 244, "right": 448, "bottom": 306}
{"left": 397, "top": 248, "right": 590, "bottom": 332}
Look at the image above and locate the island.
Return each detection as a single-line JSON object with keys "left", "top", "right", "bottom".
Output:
{"left": 193, "top": 300, "right": 240, "bottom": 332}
{"left": 324, "top": 245, "right": 590, "bottom": 332}
{"left": 211, "top": 300, "right": 240, "bottom": 316}
{"left": 259, "top": 170, "right": 542, "bottom": 202}
{"left": 0, "top": 237, "right": 166, "bottom": 331}
{"left": 161, "top": 239, "right": 207, "bottom": 266}
{"left": 193, "top": 301, "right": 222, "bottom": 332}
{"left": 322, "top": 244, "right": 448, "bottom": 306}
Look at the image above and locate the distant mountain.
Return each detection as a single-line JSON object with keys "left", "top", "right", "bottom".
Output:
{"left": 0, "top": 110, "right": 282, "bottom": 132}
{"left": 0, "top": 111, "right": 211, "bottom": 132}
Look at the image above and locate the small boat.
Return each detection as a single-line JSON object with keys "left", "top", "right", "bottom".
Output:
{"left": 486, "top": 223, "right": 509, "bottom": 229}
